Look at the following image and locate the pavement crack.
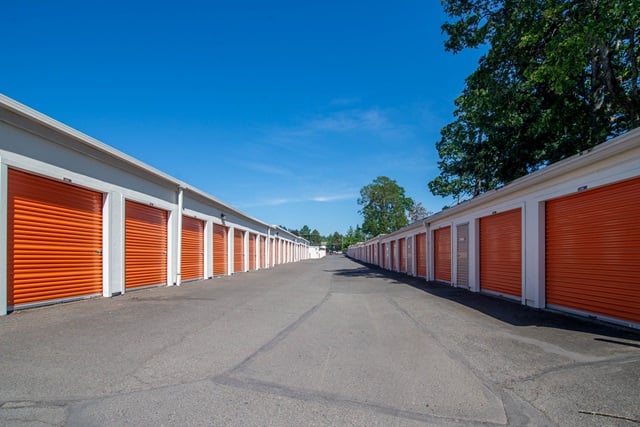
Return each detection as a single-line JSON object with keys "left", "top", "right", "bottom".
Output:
{"left": 508, "top": 353, "right": 640, "bottom": 386}
{"left": 212, "top": 374, "right": 505, "bottom": 427}
{"left": 386, "top": 296, "right": 557, "bottom": 427}
{"left": 224, "top": 292, "right": 333, "bottom": 377}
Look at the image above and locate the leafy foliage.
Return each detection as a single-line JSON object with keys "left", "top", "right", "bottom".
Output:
{"left": 431, "top": 0, "right": 640, "bottom": 200}
{"left": 358, "top": 176, "right": 415, "bottom": 236}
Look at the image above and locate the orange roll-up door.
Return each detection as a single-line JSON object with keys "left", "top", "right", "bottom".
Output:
{"left": 8, "top": 169, "right": 103, "bottom": 307}
{"left": 181, "top": 216, "right": 204, "bottom": 281}
{"left": 546, "top": 177, "right": 640, "bottom": 324}
{"left": 399, "top": 238, "right": 406, "bottom": 273}
{"left": 415, "top": 233, "right": 427, "bottom": 278}
{"left": 480, "top": 209, "right": 522, "bottom": 297}
{"left": 434, "top": 227, "right": 451, "bottom": 282}
{"left": 260, "top": 236, "right": 266, "bottom": 268}
{"left": 125, "top": 201, "right": 167, "bottom": 289}
{"left": 390, "top": 241, "right": 396, "bottom": 270}
{"left": 234, "top": 229, "right": 245, "bottom": 272}
{"left": 213, "top": 224, "right": 228, "bottom": 276}
{"left": 249, "top": 233, "right": 257, "bottom": 270}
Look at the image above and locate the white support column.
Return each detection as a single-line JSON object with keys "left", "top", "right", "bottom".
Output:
{"left": 244, "top": 231, "right": 249, "bottom": 272}
{"left": 175, "top": 187, "right": 183, "bottom": 286}
{"left": 525, "top": 201, "right": 545, "bottom": 308}
{"left": 469, "top": 218, "right": 480, "bottom": 292}
{"left": 0, "top": 160, "right": 8, "bottom": 315}
{"left": 228, "top": 226, "right": 235, "bottom": 274}
{"left": 105, "top": 192, "right": 125, "bottom": 296}
{"left": 204, "top": 220, "right": 213, "bottom": 279}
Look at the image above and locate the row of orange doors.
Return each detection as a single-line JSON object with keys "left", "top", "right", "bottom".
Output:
{"left": 372, "top": 176, "right": 640, "bottom": 324}
{"left": 6, "top": 169, "right": 270, "bottom": 309}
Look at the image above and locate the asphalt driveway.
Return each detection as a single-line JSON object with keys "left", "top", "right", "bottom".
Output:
{"left": 0, "top": 255, "right": 638, "bottom": 426}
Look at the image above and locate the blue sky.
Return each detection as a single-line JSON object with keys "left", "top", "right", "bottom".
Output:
{"left": 2, "top": 1, "right": 483, "bottom": 236}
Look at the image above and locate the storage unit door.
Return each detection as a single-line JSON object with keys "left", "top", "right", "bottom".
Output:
{"left": 546, "top": 177, "right": 640, "bottom": 324}
{"left": 434, "top": 227, "right": 451, "bottom": 282}
{"left": 125, "top": 201, "right": 167, "bottom": 289}
{"left": 390, "top": 241, "right": 396, "bottom": 270}
{"left": 399, "top": 238, "right": 406, "bottom": 273}
{"left": 406, "top": 237, "right": 413, "bottom": 275}
{"left": 8, "top": 169, "right": 103, "bottom": 307}
{"left": 456, "top": 223, "right": 469, "bottom": 288}
{"left": 234, "top": 229, "right": 244, "bottom": 272}
{"left": 181, "top": 216, "right": 204, "bottom": 281}
{"left": 249, "top": 233, "right": 257, "bottom": 270}
{"left": 415, "top": 233, "right": 427, "bottom": 278}
{"left": 260, "top": 236, "right": 266, "bottom": 268}
{"left": 381, "top": 243, "right": 386, "bottom": 269}
{"left": 270, "top": 238, "right": 275, "bottom": 266}
{"left": 480, "top": 209, "right": 522, "bottom": 297}
{"left": 213, "top": 224, "right": 228, "bottom": 276}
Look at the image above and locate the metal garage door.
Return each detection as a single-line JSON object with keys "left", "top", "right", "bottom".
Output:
{"left": 249, "top": 233, "right": 257, "bottom": 270}
{"left": 181, "top": 216, "right": 204, "bottom": 281}
{"left": 381, "top": 243, "right": 386, "bottom": 269}
{"left": 125, "top": 201, "right": 167, "bottom": 289}
{"left": 480, "top": 209, "right": 522, "bottom": 297}
{"left": 270, "top": 238, "right": 275, "bottom": 267}
{"left": 399, "top": 238, "right": 406, "bottom": 273}
{"left": 546, "top": 177, "right": 640, "bottom": 324}
{"left": 434, "top": 227, "right": 451, "bottom": 282}
{"left": 260, "top": 236, "right": 266, "bottom": 269}
{"left": 456, "top": 223, "right": 469, "bottom": 288}
{"left": 390, "top": 241, "right": 397, "bottom": 271}
{"left": 8, "top": 169, "right": 103, "bottom": 307}
{"left": 213, "top": 224, "right": 228, "bottom": 276}
{"left": 415, "top": 233, "right": 427, "bottom": 278}
{"left": 234, "top": 229, "right": 245, "bottom": 273}
{"left": 406, "top": 237, "right": 413, "bottom": 276}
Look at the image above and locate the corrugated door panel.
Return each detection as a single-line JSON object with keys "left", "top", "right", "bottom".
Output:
{"left": 213, "top": 224, "right": 228, "bottom": 276}
{"left": 181, "top": 216, "right": 204, "bottom": 281}
{"left": 249, "top": 233, "right": 257, "bottom": 270}
{"left": 125, "top": 201, "right": 167, "bottom": 289}
{"left": 399, "top": 238, "right": 406, "bottom": 273}
{"left": 406, "top": 237, "right": 413, "bottom": 275}
{"left": 390, "top": 241, "right": 396, "bottom": 270}
{"left": 480, "top": 209, "right": 522, "bottom": 297}
{"left": 416, "top": 233, "right": 427, "bottom": 278}
{"left": 457, "top": 224, "right": 469, "bottom": 288}
{"left": 234, "top": 229, "right": 244, "bottom": 272}
{"left": 434, "top": 227, "right": 451, "bottom": 282}
{"left": 8, "top": 169, "right": 103, "bottom": 306}
{"left": 270, "top": 238, "right": 275, "bottom": 266}
{"left": 546, "top": 177, "right": 640, "bottom": 323}
{"left": 381, "top": 243, "right": 386, "bottom": 269}
{"left": 260, "top": 236, "right": 266, "bottom": 269}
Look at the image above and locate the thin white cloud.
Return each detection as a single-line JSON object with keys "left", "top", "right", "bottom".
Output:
{"left": 244, "top": 162, "right": 292, "bottom": 176}
{"left": 267, "top": 107, "right": 412, "bottom": 142}
{"left": 311, "top": 193, "right": 356, "bottom": 202}
{"left": 239, "top": 192, "right": 357, "bottom": 208}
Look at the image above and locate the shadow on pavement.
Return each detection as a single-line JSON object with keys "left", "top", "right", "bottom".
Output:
{"left": 333, "top": 258, "right": 640, "bottom": 343}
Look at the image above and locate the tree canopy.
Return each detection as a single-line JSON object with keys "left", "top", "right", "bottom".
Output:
{"left": 430, "top": 0, "right": 640, "bottom": 200}
{"left": 358, "top": 176, "right": 415, "bottom": 237}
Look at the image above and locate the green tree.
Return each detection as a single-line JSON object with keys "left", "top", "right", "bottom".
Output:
{"left": 431, "top": 0, "right": 640, "bottom": 200}
{"left": 358, "top": 176, "right": 414, "bottom": 236}
{"left": 310, "top": 229, "right": 322, "bottom": 245}
{"left": 342, "top": 225, "right": 365, "bottom": 251}
{"left": 297, "top": 225, "right": 312, "bottom": 241}
{"left": 326, "top": 231, "right": 343, "bottom": 253}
